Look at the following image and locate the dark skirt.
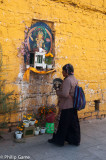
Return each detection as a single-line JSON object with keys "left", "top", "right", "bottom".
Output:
{"left": 52, "top": 108, "right": 80, "bottom": 146}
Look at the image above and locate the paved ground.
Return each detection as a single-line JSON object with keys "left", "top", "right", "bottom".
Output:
{"left": 0, "top": 118, "right": 106, "bottom": 160}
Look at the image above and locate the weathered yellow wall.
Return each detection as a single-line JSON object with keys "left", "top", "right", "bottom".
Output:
{"left": 0, "top": 0, "right": 106, "bottom": 121}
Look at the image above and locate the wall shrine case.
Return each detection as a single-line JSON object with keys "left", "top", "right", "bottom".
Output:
{"left": 26, "top": 22, "right": 54, "bottom": 71}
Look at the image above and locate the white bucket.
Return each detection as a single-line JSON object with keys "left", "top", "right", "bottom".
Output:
{"left": 23, "top": 120, "right": 29, "bottom": 127}
{"left": 15, "top": 131, "right": 23, "bottom": 139}
{"left": 29, "top": 120, "right": 35, "bottom": 126}
{"left": 35, "top": 130, "right": 39, "bottom": 136}
{"left": 40, "top": 127, "right": 46, "bottom": 134}
{"left": 47, "top": 64, "right": 52, "bottom": 69}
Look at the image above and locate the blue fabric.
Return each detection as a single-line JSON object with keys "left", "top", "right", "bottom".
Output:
{"left": 74, "top": 86, "right": 86, "bottom": 111}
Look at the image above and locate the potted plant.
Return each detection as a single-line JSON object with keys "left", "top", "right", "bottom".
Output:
{"left": 16, "top": 122, "right": 24, "bottom": 139}
{"left": 38, "top": 105, "right": 56, "bottom": 123}
{"left": 15, "top": 131, "right": 23, "bottom": 139}
{"left": 23, "top": 113, "right": 33, "bottom": 127}
{"left": 37, "top": 110, "right": 46, "bottom": 134}
{"left": 34, "top": 119, "right": 40, "bottom": 130}
{"left": 34, "top": 128, "right": 40, "bottom": 136}
{"left": 37, "top": 105, "right": 56, "bottom": 134}
{"left": 34, "top": 120, "right": 40, "bottom": 136}
{"left": 40, "top": 127, "right": 46, "bottom": 134}
{"left": 39, "top": 116, "right": 46, "bottom": 134}
{"left": 23, "top": 120, "right": 30, "bottom": 127}
{"left": 23, "top": 113, "right": 32, "bottom": 120}
{"left": 45, "top": 105, "right": 56, "bottom": 123}
{"left": 29, "top": 118, "right": 36, "bottom": 126}
{"left": 45, "top": 52, "right": 54, "bottom": 69}
{"left": 45, "top": 106, "right": 56, "bottom": 134}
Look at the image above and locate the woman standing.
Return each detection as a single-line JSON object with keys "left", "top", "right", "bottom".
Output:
{"left": 48, "top": 64, "right": 80, "bottom": 147}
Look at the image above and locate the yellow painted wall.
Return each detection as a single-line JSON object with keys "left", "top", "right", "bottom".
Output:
{"left": 0, "top": 0, "right": 106, "bottom": 121}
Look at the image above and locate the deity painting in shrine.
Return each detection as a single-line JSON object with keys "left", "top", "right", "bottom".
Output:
{"left": 26, "top": 22, "right": 54, "bottom": 70}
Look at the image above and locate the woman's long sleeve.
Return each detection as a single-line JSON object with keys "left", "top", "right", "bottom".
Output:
{"left": 56, "top": 78, "right": 71, "bottom": 98}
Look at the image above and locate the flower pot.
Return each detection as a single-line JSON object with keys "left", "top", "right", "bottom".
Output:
{"left": 23, "top": 120, "right": 29, "bottom": 127}
{"left": 15, "top": 131, "right": 23, "bottom": 139}
{"left": 29, "top": 120, "right": 35, "bottom": 126}
{"left": 46, "top": 112, "right": 55, "bottom": 123}
{"left": 47, "top": 64, "right": 52, "bottom": 69}
{"left": 46, "top": 123, "right": 54, "bottom": 134}
{"left": 40, "top": 127, "right": 46, "bottom": 134}
{"left": 35, "top": 130, "right": 39, "bottom": 136}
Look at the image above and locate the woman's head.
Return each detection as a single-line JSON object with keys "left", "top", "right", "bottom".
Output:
{"left": 62, "top": 64, "right": 74, "bottom": 77}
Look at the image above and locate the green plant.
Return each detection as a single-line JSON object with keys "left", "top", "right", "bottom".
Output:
{"left": 0, "top": 80, "right": 21, "bottom": 136}
{"left": 45, "top": 52, "right": 54, "bottom": 65}
{"left": 23, "top": 113, "right": 33, "bottom": 120}
{"left": 37, "top": 105, "right": 56, "bottom": 127}
{"left": 0, "top": 43, "right": 23, "bottom": 137}
{"left": 17, "top": 121, "right": 24, "bottom": 132}
{"left": 38, "top": 105, "right": 56, "bottom": 117}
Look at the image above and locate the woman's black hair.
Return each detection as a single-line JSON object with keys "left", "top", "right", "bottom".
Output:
{"left": 62, "top": 63, "right": 74, "bottom": 75}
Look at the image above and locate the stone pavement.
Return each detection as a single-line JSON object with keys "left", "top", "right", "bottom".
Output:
{"left": 0, "top": 118, "right": 106, "bottom": 160}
